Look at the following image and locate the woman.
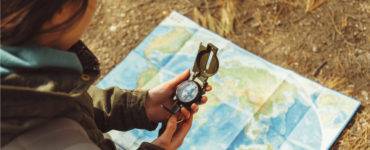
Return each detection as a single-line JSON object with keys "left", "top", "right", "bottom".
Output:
{"left": 0, "top": 0, "right": 210, "bottom": 149}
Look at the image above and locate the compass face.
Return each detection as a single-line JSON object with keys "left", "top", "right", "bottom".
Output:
{"left": 176, "top": 80, "right": 199, "bottom": 103}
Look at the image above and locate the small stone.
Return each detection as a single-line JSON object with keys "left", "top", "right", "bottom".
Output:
{"left": 109, "top": 25, "right": 118, "bottom": 32}
{"left": 354, "top": 49, "right": 364, "bottom": 57}
{"left": 273, "top": 5, "right": 277, "bottom": 11}
{"left": 361, "top": 90, "right": 368, "bottom": 101}
{"left": 133, "top": 25, "right": 139, "bottom": 30}
{"left": 284, "top": 50, "right": 289, "bottom": 55}
{"left": 312, "top": 45, "right": 319, "bottom": 52}
{"left": 119, "top": 13, "right": 126, "bottom": 17}
{"left": 275, "top": 20, "right": 282, "bottom": 26}
{"left": 251, "top": 22, "right": 260, "bottom": 28}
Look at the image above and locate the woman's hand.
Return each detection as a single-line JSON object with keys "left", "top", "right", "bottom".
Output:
{"left": 145, "top": 69, "right": 211, "bottom": 122}
{"left": 151, "top": 114, "right": 193, "bottom": 150}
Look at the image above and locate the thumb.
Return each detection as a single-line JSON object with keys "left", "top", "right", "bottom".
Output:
{"left": 167, "top": 70, "right": 190, "bottom": 89}
{"left": 159, "top": 115, "right": 177, "bottom": 141}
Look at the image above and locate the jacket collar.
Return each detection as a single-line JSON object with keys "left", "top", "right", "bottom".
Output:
{"left": 0, "top": 45, "right": 83, "bottom": 76}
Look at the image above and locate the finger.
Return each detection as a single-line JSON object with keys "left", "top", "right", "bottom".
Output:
{"left": 159, "top": 115, "right": 177, "bottom": 141}
{"left": 200, "top": 96, "right": 208, "bottom": 104}
{"left": 205, "top": 85, "right": 212, "bottom": 91}
{"left": 172, "top": 114, "right": 193, "bottom": 147}
{"left": 167, "top": 70, "right": 190, "bottom": 89}
{"left": 180, "top": 107, "right": 191, "bottom": 119}
{"left": 191, "top": 104, "right": 199, "bottom": 113}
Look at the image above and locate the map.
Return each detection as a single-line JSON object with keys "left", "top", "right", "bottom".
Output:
{"left": 97, "top": 11, "right": 360, "bottom": 150}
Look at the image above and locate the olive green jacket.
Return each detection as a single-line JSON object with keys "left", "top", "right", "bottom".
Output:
{"left": 1, "top": 42, "right": 163, "bottom": 150}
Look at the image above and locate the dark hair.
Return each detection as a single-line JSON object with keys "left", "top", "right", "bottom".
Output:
{"left": 1, "top": 0, "right": 89, "bottom": 46}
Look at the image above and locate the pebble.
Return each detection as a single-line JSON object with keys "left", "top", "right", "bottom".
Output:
{"left": 361, "top": 90, "right": 368, "bottom": 101}
{"left": 275, "top": 20, "right": 282, "bottom": 26}
{"left": 109, "top": 25, "right": 118, "bottom": 32}
{"left": 355, "top": 48, "right": 363, "bottom": 54}
{"left": 119, "top": 13, "right": 126, "bottom": 17}
{"left": 312, "top": 45, "right": 319, "bottom": 52}
{"left": 133, "top": 25, "right": 139, "bottom": 30}
{"left": 251, "top": 22, "right": 260, "bottom": 28}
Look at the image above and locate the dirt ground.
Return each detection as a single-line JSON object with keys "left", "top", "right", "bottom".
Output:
{"left": 82, "top": 0, "right": 369, "bottom": 149}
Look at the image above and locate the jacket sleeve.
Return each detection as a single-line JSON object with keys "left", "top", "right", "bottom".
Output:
{"left": 137, "top": 142, "right": 164, "bottom": 150}
{"left": 87, "top": 86, "right": 158, "bottom": 132}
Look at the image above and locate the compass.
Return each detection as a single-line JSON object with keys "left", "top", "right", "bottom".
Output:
{"left": 162, "top": 43, "right": 219, "bottom": 114}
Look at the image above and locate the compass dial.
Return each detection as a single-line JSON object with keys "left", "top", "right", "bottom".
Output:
{"left": 176, "top": 80, "right": 199, "bottom": 103}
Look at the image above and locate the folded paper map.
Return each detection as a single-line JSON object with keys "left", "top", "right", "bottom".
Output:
{"left": 98, "top": 11, "right": 360, "bottom": 150}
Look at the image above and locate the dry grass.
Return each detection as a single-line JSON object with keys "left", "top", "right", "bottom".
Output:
{"left": 306, "top": 0, "right": 328, "bottom": 12}
{"left": 317, "top": 76, "right": 353, "bottom": 95}
{"left": 192, "top": 0, "right": 236, "bottom": 36}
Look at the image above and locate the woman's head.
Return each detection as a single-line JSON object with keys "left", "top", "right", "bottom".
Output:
{"left": 1, "top": 0, "right": 96, "bottom": 50}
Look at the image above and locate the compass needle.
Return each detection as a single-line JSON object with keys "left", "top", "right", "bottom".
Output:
{"left": 206, "top": 51, "right": 214, "bottom": 70}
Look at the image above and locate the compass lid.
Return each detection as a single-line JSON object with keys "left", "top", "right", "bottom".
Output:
{"left": 192, "top": 43, "right": 219, "bottom": 79}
